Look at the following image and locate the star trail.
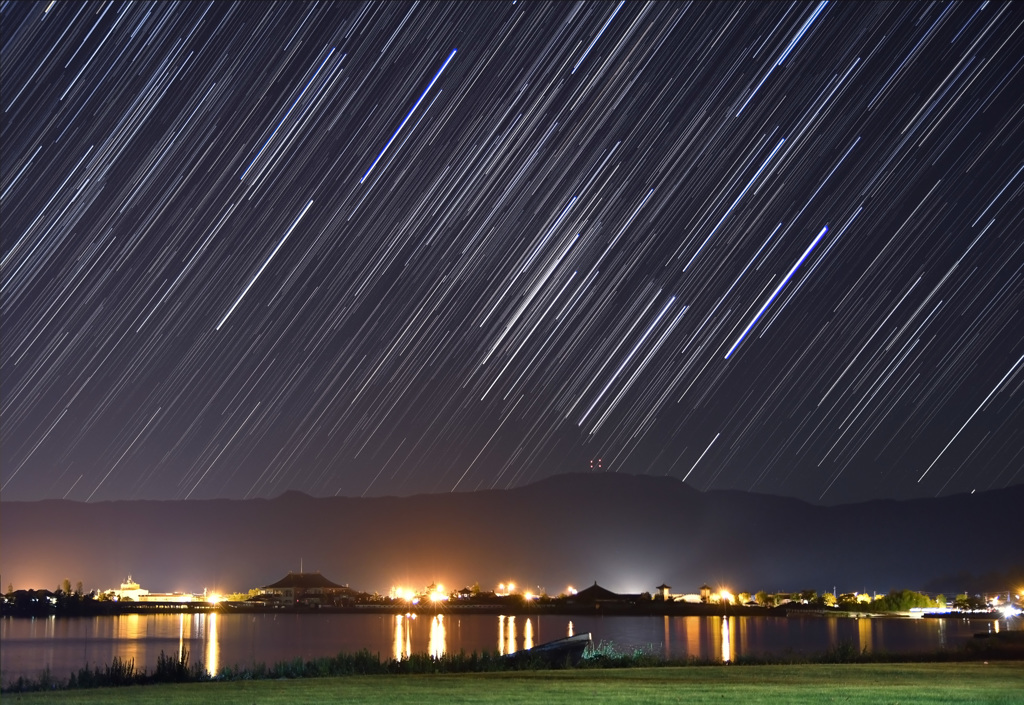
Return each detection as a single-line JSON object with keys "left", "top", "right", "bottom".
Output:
{"left": 2, "top": 1, "right": 1022, "bottom": 504}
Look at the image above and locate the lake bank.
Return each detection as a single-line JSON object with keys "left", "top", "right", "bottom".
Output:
{"left": 3, "top": 662, "right": 1023, "bottom": 705}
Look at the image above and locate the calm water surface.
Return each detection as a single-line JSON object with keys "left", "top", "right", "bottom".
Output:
{"left": 1, "top": 612, "right": 1014, "bottom": 681}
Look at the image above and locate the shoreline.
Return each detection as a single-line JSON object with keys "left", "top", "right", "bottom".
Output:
{"left": 0, "top": 600, "right": 1002, "bottom": 619}
{"left": 4, "top": 633, "right": 1023, "bottom": 696}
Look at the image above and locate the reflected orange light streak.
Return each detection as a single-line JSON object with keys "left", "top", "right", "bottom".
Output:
{"left": 429, "top": 615, "right": 446, "bottom": 658}
{"left": 205, "top": 613, "right": 219, "bottom": 676}
{"left": 178, "top": 613, "right": 185, "bottom": 662}
{"left": 858, "top": 617, "right": 872, "bottom": 653}
{"left": 506, "top": 615, "right": 517, "bottom": 655}
{"left": 393, "top": 614, "right": 413, "bottom": 661}
{"left": 721, "top": 617, "right": 731, "bottom": 663}
{"left": 664, "top": 615, "right": 671, "bottom": 660}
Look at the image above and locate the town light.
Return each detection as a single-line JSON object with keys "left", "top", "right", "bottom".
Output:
{"left": 393, "top": 587, "right": 415, "bottom": 602}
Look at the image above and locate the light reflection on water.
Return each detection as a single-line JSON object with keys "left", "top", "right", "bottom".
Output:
{"left": 721, "top": 616, "right": 731, "bottom": 663}
{"left": 206, "top": 613, "right": 219, "bottom": 675}
{"left": 113, "top": 614, "right": 144, "bottom": 668}
{"left": 393, "top": 614, "right": 544, "bottom": 659}
{"left": 858, "top": 616, "right": 872, "bottom": 652}
{"left": 1, "top": 613, "right": 1017, "bottom": 681}
{"left": 178, "top": 613, "right": 187, "bottom": 662}
{"left": 428, "top": 615, "right": 445, "bottom": 659}
{"left": 393, "top": 614, "right": 411, "bottom": 660}
{"left": 504, "top": 616, "right": 516, "bottom": 655}
{"left": 497, "top": 614, "right": 504, "bottom": 655}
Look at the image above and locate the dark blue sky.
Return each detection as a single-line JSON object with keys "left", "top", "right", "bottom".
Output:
{"left": 2, "top": 1, "right": 1022, "bottom": 504}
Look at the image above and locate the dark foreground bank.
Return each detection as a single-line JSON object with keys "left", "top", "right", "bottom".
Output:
{"left": 4, "top": 663, "right": 1024, "bottom": 705}
{"left": 4, "top": 630, "right": 1022, "bottom": 695}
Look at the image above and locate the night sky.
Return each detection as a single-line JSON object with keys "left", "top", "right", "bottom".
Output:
{"left": 2, "top": 1, "right": 1022, "bottom": 506}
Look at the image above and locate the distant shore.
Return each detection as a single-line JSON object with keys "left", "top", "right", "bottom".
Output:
{"left": 1, "top": 597, "right": 1001, "bottom": 620}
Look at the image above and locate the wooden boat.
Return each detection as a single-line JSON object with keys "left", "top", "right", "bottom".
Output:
{"left": 509, "top": 632, "right": 592, "bottom": 667}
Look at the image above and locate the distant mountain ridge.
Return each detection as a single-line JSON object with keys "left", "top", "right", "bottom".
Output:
{"left": 2, "top": 473, "right": 1020, "bottom": 596}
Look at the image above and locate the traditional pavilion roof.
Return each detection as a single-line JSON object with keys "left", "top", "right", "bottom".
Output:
{"left": 262, "top": 571, "right": 345, "bottom": 590}
{"left": 574, "top": 582, "right": 623, "bottom": 602}
{"left": 656, "top": 583, "right": 672, "bottom": 590}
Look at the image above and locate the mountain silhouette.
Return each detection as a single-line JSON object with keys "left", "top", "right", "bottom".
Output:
{"left": 2, "top": 473, "right": 1020, "bottom": 596}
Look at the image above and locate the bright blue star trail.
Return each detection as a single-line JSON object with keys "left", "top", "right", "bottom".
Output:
{"left": 2, "top": 1, "right": 1022, "bottom": 505}
{"left": 725, "top": 224, "right": 829, "bottom": 360}
{"left": 360, "top": 47, "right": 457, "bottom": 184}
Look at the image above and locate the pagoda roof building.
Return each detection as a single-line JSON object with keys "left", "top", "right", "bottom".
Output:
{"left": 259, "top": 571, "right": 352, "bottom": 606}
{"left": 574, "top": 582, "right": 625, "bottom": 602}
{"left": 263, "top": 571, "right": 345, "bottom": 590}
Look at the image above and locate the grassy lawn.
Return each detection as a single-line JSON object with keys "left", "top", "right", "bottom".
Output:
{"left": 3, "top": 662, "right": 1022, "bottom": 704}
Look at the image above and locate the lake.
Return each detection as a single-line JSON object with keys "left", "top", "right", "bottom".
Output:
{"left": 1, "top": 612, "right": 1014, "bottom": 682}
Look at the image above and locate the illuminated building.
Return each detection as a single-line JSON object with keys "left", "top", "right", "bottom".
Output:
{"left": 139, "top": 592, "right": 194, "bottom": 603}
{"left": 259, "top": 571, "right": 352, "bottom": 606}
{"left": 104, "top": 576, "right": 199, "bottom": 603}
{"left": 110, "top": 576, "right": 150, "bottom": 601}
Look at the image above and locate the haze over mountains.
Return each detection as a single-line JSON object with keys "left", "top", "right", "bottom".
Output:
{"left": 2, "top": 474, "right": 1020, "bottom": 597}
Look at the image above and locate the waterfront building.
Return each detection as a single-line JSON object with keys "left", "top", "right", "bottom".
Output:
{"left": 111, "top": 576, "right": 149, "bottom": 601}
{"left": 259, "top": 571, "right": 352, "bottom": 606}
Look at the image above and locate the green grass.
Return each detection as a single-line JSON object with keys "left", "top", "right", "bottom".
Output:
{"left": 3, "top": 662, "right": 1022, "bottom": 704}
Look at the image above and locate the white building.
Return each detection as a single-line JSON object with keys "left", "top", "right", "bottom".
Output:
{"left": 111, "top": 576, "right": 149, "bottom": 601}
